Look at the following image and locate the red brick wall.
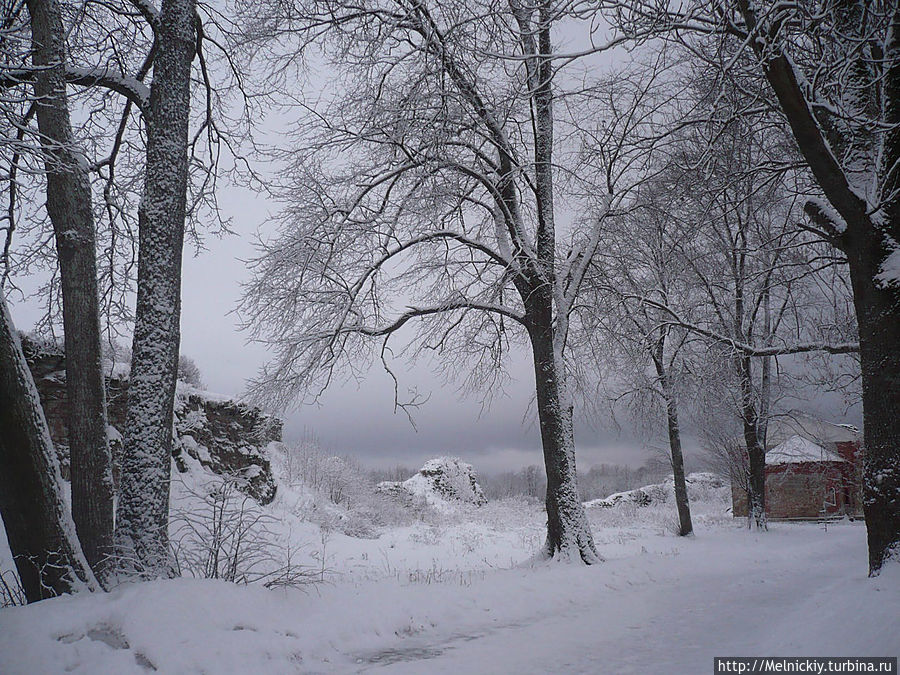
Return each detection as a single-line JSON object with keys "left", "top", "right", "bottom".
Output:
{"left": 731, "top": 461, "right": 860, "bottom": 519}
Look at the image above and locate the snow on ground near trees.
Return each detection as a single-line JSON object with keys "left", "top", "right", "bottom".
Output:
{"left": 1, "top": 490, "right": 897, "bottom": 674}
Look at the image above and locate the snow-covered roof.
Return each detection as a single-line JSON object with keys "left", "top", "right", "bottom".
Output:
{"left": 766, "top": 435, "right": 846, "bottom": 465}
{"left": 766, "top": 413, "right": 860, "bottom": 447}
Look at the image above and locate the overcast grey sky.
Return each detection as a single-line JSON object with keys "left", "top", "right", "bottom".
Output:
{"left": 172, "top": 185, "right": 669, "bottom": 473}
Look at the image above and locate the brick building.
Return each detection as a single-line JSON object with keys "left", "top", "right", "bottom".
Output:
{"left": 731, "top": 415, "right": 863, "bottom": 520}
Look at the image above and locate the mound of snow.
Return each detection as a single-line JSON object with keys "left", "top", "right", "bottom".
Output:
{"left": 584, "top": 472, "right": 728, "bottom": 509}
{"left": 378, "top": 457, "right": 486, "bottom": 511}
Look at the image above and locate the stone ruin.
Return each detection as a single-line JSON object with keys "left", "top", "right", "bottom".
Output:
{"left": 22, "top": 335, "right": 280, "bottom": 505}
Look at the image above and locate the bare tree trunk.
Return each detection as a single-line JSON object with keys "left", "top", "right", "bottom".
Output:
{"left": 733, "top": 0, "right": 899, "bottom": 574}
{"left": 0, "top": 293, "right": 97, "bottom": 601}
{"left": 660, "top": 373, "right": 693, "bottom": 536}
{"left": 738, "top": 355, "right": 767, "bottom": 531}
{"left": 528, "top": 292, "right": 599, "bottom": 563}
{"left": 845, "top": 231, "right": 900, "bottom": 575}
{"left": 115, "top": 0, "right": 195, "bottom": 577}
{"left": 25, "top": 0, "right": 115, "bottom": 583}
{"left": 509, "top": 1, "right": 597, "bottom": 562}
{"left": 857, "top": 10, "right": 900, "bottom": 575}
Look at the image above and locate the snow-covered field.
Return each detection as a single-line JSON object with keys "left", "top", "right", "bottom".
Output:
{"left": 1, "top": 473, "right": 897, "bottom": 674}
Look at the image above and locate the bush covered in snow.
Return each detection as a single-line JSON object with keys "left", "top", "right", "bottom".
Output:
{"left": 268, "top": 440, "right": 438, "bottom": 539}
{"left": 170, "top": 471, "right": 315, "bottom": 588}
{"left": 583, "top": 472, "right": 732, "bottom": 534}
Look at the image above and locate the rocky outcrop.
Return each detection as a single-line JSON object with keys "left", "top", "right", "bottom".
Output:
{"left": 377, "top": 457, "right": 487, "bottom": 510}
{"left": 583, "top": 472, "right": 728, "bottom": 509}
{"left": 171, "top": 387, "right": 280, "bottom": 504}
{"left": 22, "top": 335, "right": 280, "bottom": 504}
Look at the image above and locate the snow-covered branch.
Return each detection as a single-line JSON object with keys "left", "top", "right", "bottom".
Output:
{"left": 128, "top": 0, "right": 160, "bottom": 28}
{"left": 623, "top": 294, "right": 858, "bottom": 357}
{"left": 0, "top": 66, "right": 151, "bottom": 113}
{"left": 344, "top": 300, "right": 526, "bottom": 338}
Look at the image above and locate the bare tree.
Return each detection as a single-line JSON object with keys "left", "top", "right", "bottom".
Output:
{"left": 583, "top": 176, "right": 698, "bottom": 536}
{"left": 600, "top": 0, "right": 900, "bottom": 577}
{"left": 238, "top": 0, "right": 684, "bottom": 562}
{"left": 0, "top": 290, "right": 97, "bottom": 601}
{"left": 674, "top": 122, "right": 794, "bottom": 531}
{"left": 177, "top": 354, "right": 204, "bottom": 388}
{"left": 603, "top": 61, "right": 859, "bottom": 532}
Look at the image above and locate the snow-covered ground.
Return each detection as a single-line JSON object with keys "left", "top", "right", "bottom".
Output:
{"left": 1, "top": 479, "right": 897, "bottom": 674}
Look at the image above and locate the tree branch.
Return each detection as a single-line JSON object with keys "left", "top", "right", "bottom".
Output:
{"left": 0, "top": 66, "right": 151, "bottom": 114}
{"left": 623, "top": 294, "right": 859, "bottom": 357}
{"left": 345, "top": 301, "right": 527, "bottom": 337}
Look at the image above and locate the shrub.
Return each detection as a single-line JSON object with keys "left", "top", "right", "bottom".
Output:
{"left": 170, "top": 473, "right": 316, "bottom": 588}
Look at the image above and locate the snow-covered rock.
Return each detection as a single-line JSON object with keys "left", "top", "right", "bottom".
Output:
{"left": 171, "top": 385, "right": 281, "bottom": 504}
{"left": 584, "top": 472, "right": 728, "bottom": 509}
{"left": 377, "top": 457, "right": 487, "bottom": 510}
{"left": 22, "top": 334, "right": 281, "bottom": 505}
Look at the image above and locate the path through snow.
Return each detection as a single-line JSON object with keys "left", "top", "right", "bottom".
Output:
{"left": 350, "top": 523, "right": 897, "bottom": 674}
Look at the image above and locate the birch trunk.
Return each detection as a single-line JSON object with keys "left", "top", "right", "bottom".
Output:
{"left": 25, "top": 0, "right": 115, "bottom": 582}
{"left": 115, "top": 0, "right": 195, "bottom": 577}
{"left": 0, "top": 293, "right": 97, "bottom": 601}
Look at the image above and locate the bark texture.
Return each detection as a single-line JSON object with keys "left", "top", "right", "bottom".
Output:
{"left": 115, "top": 0, "right": 195, "bottom": 577}
{"left": 0, "top": 294, "right": 96, "bottom": 602}
{"left": 738, "top": 356, "right": 767, "bottom": 531}
{"left": 528, "top": 290, "right": 600, "bottom": 563}
{"left": 743, "top": 419, "right": 767, "bottom": 531}
{"left": 26, "top": 0, "right": 115, "bottom": 581}
{"left": 845, "top": 228, "right": 900, "bottom": 574}
{"left": 858, "top": 5, "right": 900, "bottom": 573}
{"left": 526, "top": 6, "right": 598, "bottom": 563}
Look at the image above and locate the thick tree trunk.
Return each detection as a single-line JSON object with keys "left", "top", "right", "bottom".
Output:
{"left": 743, "top": 420, "right": 767, "bottom": 530}
{"left": 528, "top": 295, "right": 599, "bottom": 563}
{"left": 844, "top": 230, "right": 900, "bottom": 575}
{"left": 26, "top": 0, "right": 115, "bottom": 583}
{"left": 115, "top": 0, "right": 195, "bottom": 577}
{"left": 856, "top": 9, "right": 900, "bottom": 575}
{"left": 0, "top": 294, "right": 97, "bottom": 601}
{"left": 509, "top": 1, "right": 596, "bottom": 562}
